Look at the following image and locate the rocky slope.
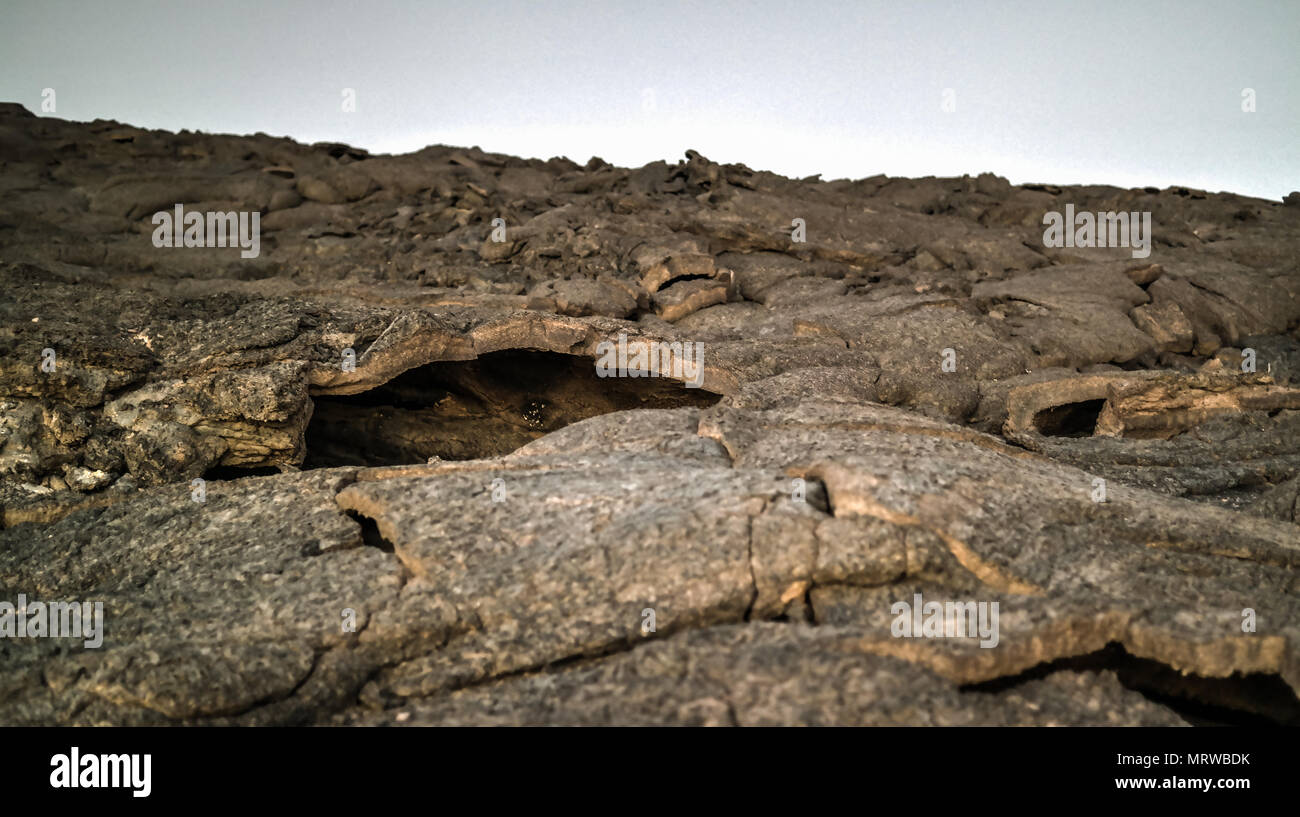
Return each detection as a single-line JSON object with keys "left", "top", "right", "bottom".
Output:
{"left": 1, "top": 102, "right": 1298, "bottom": 725}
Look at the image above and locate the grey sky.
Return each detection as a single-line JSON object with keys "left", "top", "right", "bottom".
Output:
{"left": 3, "top": 0, "right": 1296, "bottom": 199}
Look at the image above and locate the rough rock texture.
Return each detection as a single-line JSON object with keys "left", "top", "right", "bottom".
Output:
{"left": 2, "top": 102, "right": 1299, "bottom": 725}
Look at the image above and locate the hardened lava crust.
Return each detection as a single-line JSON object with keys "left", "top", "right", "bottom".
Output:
{"left": 1, "top": 102, "right": 1299, "bottom": 725}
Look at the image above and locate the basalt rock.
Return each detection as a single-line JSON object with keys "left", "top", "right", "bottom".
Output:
{"left": 1, "top": 103, "right": 1299, "bottom": 726}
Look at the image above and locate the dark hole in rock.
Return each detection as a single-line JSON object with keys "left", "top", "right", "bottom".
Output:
{"left": 658, "top": 273, "right": 716, "bottom": 290}
{"left": 794, "top": 477, "right": 831, "bottom": 515}
{"left": 346, "top": 510, "right": 394, "bottom": 553}
{"left": 1032, "top": 399, "right": 1105, "bottom": 437}
{"left": 304, "top": 349, "right": 721, "bottom": 467}
{"left": 201, "top": 464, "right": 282, "bottom": 481}
{"left": 963, "top": 641, "right": 1300, "bottom": 726}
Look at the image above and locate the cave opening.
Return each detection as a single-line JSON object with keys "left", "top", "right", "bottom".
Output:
{"left": 1032, "top": 399, "right": 1106, "bottom": 437}
{"left": 303, "top": 348, "right": 722, "bottom": 468}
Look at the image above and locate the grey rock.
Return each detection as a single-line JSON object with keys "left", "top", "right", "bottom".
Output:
{"left": 2, "top": 104, "right": 1299, "bottom": 725}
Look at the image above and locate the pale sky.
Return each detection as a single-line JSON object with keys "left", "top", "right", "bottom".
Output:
{"left": 2, "top": 0, "right": 1296, "bottom": 199}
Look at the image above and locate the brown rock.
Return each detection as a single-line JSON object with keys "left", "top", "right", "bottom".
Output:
{"left": 1130, "top": 301, "right": 1194, "bottom": 353}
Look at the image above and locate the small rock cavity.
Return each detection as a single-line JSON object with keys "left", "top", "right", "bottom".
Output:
{"left": 1032, "top": 399, "right": 1106, "bottom": 437}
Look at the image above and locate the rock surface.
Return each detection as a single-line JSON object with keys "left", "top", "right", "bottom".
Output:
{"left": 1, "top": 102, "right": 1298, "bottom": 725}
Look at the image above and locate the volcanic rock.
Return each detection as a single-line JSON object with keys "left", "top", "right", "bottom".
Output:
{"left": 2, "top": 103, "right": 1299, "bottom": 725}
